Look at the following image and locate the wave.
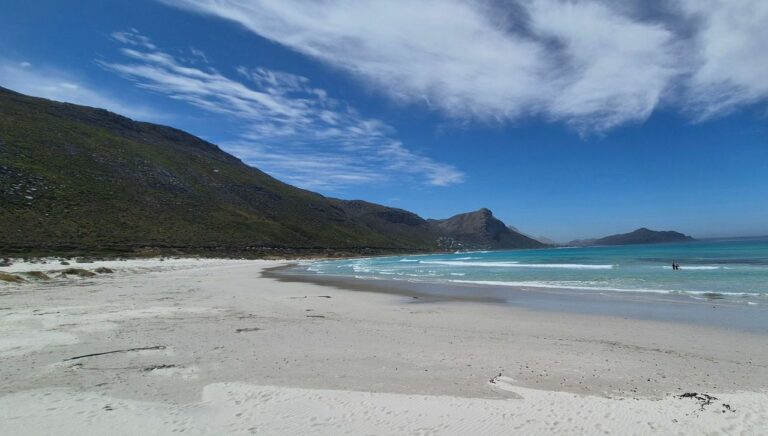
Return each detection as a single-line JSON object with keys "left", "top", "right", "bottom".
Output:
{"left": 398, "top": 259, "right": 420, "bottom": 262}
{"left": 457, "top": 281, "right": 763, "bottom": 297}
{"left": 420, "top": 260, "right": 613, "bottom": 269}
{"left": 449, "top": 279, "right": 764, "bottom": 298}
{"left": 420, "top": 260, "right": 519, "bottom": 267}
{"left": 644, "top": 257, "right": 768, "bottom": 266}
{"left": 450, "top": 279, "right": 669, "bottom": 293}
{"left": 661, "top": 265, "right": 723, "bottom": 270}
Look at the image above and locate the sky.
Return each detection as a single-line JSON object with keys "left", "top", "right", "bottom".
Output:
{"left": 1, "top": 0, "right": 766, "bottom": 242}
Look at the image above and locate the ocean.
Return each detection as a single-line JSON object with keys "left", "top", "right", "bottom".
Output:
{"left": 305, "top": 238, "right": 768, "bottom": 303}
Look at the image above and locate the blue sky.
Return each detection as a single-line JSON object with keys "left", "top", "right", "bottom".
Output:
{"left": 1, "top": 0, "right": 767, "bottom": 241}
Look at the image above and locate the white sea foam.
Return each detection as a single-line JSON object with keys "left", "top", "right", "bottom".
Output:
{"left": 450, "top": 279, "right": 670, "bottom": 294}
{"left": 420, "top": 260, "right": 519, "bottom": 267}
{"left": 449, "top": 279, "right": 764, "bottom": 297}
{"left": 661, "top": 265, "right": 722, "bottom": 270}
{"left": 420, "top": 260, "right": 613, "bottom": 269}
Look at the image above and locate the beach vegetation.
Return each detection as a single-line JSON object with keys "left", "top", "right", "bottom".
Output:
{"left": 0, "top": 272, "right": 25, "bottom": 283}
{"left": 58, "top": 268, "right": 96, "bottom": 278}
{"left": 22, "top": 271, "right": 51, "bottom": 280}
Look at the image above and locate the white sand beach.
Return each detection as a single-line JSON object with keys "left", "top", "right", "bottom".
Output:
{"left": 1, "top": 259, "right": 767, "bottom": 435}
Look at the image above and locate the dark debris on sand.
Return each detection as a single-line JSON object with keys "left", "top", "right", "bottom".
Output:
{"left": 677, "top": 392, "right": 736, "bottom": 413}
{"left": 142, "top": 364, "right": 178, "bottom": 371}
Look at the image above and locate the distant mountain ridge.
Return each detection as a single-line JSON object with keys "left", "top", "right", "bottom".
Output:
{"left": 568, "top": 228, "right": 695, "bottom": 247}
{"left": 507, "top": 225, "right": 558, "bottom": 246}
{"left": 428, "top": 209, "right": 546, "bottom": 250}
{"left": 0, "top": 86, "right": 540, "bottom": 256}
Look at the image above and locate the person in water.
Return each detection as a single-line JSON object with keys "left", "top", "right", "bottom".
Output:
{"left": 672, "top": 262, "right": 680, "bottom": 270}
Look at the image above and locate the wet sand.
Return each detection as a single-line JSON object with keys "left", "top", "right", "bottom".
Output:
{"left": 270, "top": 263, "right": 768, "bottom": 333}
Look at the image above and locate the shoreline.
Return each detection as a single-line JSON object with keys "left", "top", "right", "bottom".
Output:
{"left": 269, "top": 263, "right": 768, "bottom": 334}
{"left": 0, "top": 246, "right": 448, "bottom": 262}
{"left": 2, "top": 258, "right": 767, "bottom": 433}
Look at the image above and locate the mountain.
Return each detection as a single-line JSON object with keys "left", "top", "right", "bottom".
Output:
{"left": 0, "top": 86, "right": 436, "bottom": 255}
{"left": 567, "top": 238, "right": 598, "bottom": 247}
{"left": 531, "top": 235, "right": 558, "bottom": 245}
{"left": 428, "top": 209, "right": 546, "bottom": 250}
{"left": 568, "top": 228, "right": 695, "bottom": 247}
{"left": 508, "top": 225, "right": 558, "bottom": 246}
{"left": 0, "top": 87, "right": 539, "bottom": 256}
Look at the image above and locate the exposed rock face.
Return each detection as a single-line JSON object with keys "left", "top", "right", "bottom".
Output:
{"left": 568, "top": 228, "right": 695, "bottom": 247}
{"left": 429, "top": 209, "right": 546, "bottom": 250}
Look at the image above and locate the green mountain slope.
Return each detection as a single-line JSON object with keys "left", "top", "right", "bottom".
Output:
{"left": 0, "top": 87, "right": 436, "bottom": 255}
{"left": 0, "top": 87, "right": 543, "bottom": 256}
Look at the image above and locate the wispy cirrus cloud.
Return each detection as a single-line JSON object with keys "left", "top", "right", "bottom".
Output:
{"left": 100, "top": 30, "right": 463, "bottom": 189}
{"left": 159, "top": 0, "right": 768, "bottom": 132}
{"left": 0, "top": 58, "right": 160, "bottom": 121}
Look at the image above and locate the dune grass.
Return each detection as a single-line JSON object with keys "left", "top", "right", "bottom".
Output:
{"left": 58, "top": 268, "right": 96, "bottom": 278}
{"left": 0, "top": 272, "right": 25, "bottom": 283}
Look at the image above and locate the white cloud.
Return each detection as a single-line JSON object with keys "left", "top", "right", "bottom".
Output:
{"left": 679, "top": 0, "right": 768, "bottom": 119}
{"left": 0, "top": 59, "right": 160, "bottom": 121}
{"left": 101, "top": 30, "right": 463, "bottom": 189}
{"left": 162, "top": 0, "right": 550, "bottom": 122}
{"left": 189, "top": 48, "right": 209, "bottom": 64}
{"left": 527, "top": 0, "right": 680, "bottom": 131}
{"left": 160, "top": 0, "right": 768, "bottom": 131}
{"left": 111, "top": 29, "right": 158, "bottom": 50}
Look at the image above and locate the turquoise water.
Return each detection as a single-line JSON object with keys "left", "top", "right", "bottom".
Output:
{"left": 306, "top": 238, "right": 768, "bottom": 302}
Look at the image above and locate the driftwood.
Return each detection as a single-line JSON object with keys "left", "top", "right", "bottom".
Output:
{"left": 64, "top": 346, "right": 167, "bottom": 361}
{"left": 290, "top": 295, "right": 332, "bottom": 299}
{"left": 142, "top": 364, "right": 177, "bottom": 371}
